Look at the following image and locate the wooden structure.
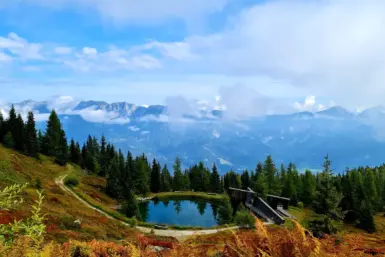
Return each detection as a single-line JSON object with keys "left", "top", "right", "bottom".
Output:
{"left": 228, "top": 187, "right": 292, "bottom": 225}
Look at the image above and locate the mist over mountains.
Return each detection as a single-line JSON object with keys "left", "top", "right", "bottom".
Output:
{"left": 2, "top": 98, "right": 385, "bottom": 173}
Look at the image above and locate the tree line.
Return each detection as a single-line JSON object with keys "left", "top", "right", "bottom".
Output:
{"left": 0, "top": 107, "right": 383, "bottom": 234}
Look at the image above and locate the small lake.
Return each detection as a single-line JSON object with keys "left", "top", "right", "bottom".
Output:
{"left": 139, "top": 199, "right": 221, "bottom": 228}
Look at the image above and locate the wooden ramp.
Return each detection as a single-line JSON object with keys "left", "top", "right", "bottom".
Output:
{"left": 228, "top": 187, "right": 286, "bottom": 225}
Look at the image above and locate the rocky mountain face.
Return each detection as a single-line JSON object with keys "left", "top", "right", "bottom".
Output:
{"left": 7, "top": 99, "right": 385, "bottom": 173}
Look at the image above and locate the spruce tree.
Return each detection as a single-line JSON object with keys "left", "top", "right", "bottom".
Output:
{"left": 121, "top": 191, "right": 139, "bottom": 219}
{"left": 0, "top": 112, "right": 5, "bottom": 142}
{"left": 69, "top": 139, "right": 77, "bottom": 163}
{"left": 134, "top": 155, "right": 150, "bottom": 196}
{"left": 282, "top": 168, "right": 297, "bottom": 203}
{"left": 172, "top": 157, "right": 184, "bottom": 191}
{"left": 364, "top": 169, "right": 379, "bottom": 211}
{"left": 37, "top": 130, "right": 43, "bottom": 153}
{"left": 14, "top": 114, "right": 25, "bottom": 151}
{"left": 125, "top": 151, "right": 136, "bottom": 191}
{"left": 309, "top": 155, "right": 342, "bottom": 235}
{"left": 210, "top": 163, "right": 221, "bottom": 193}
{"left": 160, "top": 165, "right": 172, "bottom": 192}
{"left": 301, "top": 170, "right": 316, "bottom": 206}
{"left": 357, "top": 199, "right": 376, "bottom": 233}
{"left": 55, "top": 129, "right": 68, "bottom": 166}
{"left": 183, "top": 169, "right": 190, "bottom": 190}
{"left": 7, "top": 105, "right": 17, "bottom": 146}
{"left": 240, "top": 170, "right": 250, "bottom": 190}
{"left": 253, "top": 162, "right": 268, "bottom": 198}
{"left": 25, "top": 112, "right": 39, "bottom": 158}
{"left": 3, "top": 132, "right": 14, "bottom": 148}
{"left": 99, "top": 135, "right": 108, "bottom": 177}
{"left": 43, "top": 110, "right": 62, "bottom": 156}
{"left": 263, "top": 155, "right": 280, "bottom": 195}
{"left": 150, "top": 159, "right": 161, "bottom": 193}
{"left": 106, "top": 156, "right": 122, "bottom": 198}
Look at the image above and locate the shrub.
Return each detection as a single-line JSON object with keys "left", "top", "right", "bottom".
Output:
{"left": 234, "top": 210, "right": 255, "bottom": 228}
{"left": 34, "top": 178, "right": 41, "bottom": 189}
{"left": 64, "top": 175, "right": 78, "bottom": 187}
{"left": 59, "top": 216, "right": 80, "bottom": 230}
{"left": 297, "top": 202, "right": 304, "bottom": 209}
{"left": 217, "top": 196, "right": 233, "bottom": 225}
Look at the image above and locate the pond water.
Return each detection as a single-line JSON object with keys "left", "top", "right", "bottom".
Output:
{"left": 138, "top": 199, "right": 221, "bottom": 228}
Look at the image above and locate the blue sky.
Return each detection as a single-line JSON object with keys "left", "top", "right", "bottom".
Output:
{"left": 1, "top": 0, "right": 385, "bottom": 113}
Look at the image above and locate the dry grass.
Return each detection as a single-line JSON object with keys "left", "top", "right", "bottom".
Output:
{"left": 0, "top": 145, "right": 138, "bottom": 243}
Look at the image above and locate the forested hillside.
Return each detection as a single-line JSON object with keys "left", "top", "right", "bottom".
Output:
{"left": 1, "top": 106, "right": 385, "bottom": 256}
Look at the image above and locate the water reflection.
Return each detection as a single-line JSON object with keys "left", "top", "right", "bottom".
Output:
{"left": 138, "top": 199, "right": 222, "bottom": 227}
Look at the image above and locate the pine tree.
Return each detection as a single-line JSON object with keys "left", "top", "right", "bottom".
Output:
{"left": 160, "top": 165, "right": 172, "bottom": 192}
{"left": 172, "top": 157, "right": 184, "bottom": 191}
{"left": 364, "top": 169, "right": 379, "bottom": 211}
{"left": 279, "top": 164, "right": 287, "bottom": 192}
{"left": 150, "top": 159, "right": 161, "bottom": 193}
{"left": 301, "top": 170, "right": 316, "bottom": 206}
{"left": 309, "top": 155, "right": 343, "bottom": 235}
{"left": 14, "top": 114, "right": 25, "bottom": 151}
{"left": 0, "top": 112, "right": 5, "bottom": 142}
{"left": 3, "top": 132, "right": 14, "bottom": 148}
{"left": 253, "top": 162, "right": 268, "bottom": 198}
{"left": 210, "top": 163, "right": 221, "bottom": 193}
{"left": 134, "top": 155, "right": 150, "bottom": 196}
{"left": 223, "top": 170, "right": 241, "bottom": 192}
{"left": 125, "top": 151, "right": 135, "bottom": 191}
{"left": 37, "top": 130, "right": 43, "bottom": 153}
{"left": 183, "top": 169, "right": 190, "bottom": 190}
{"left": 282, "top": 167, "right": 297, "bottom": 204}
{"left": 25, "top": 112, "right": 39, "bottom": 158}
{"left": 69, "top": 139, "right": 76, "bottom": 163}
{"left": 263, "top": 155, "right": 280, "bottom": 195}
{"left": 99, "top": 135, "right": 108, "bottom": 177}
{"left": 55, "top": 129, "right": 68, "bottom": 166}
{"left": 240, "top": 170, "right": 250, "bottom": 189}
{"left": 106, "top": 156, "right": 122, "bottom": 198}
{"left": 6, "top": 105, "right": 17, "bottom": 148}
{"left": 121, "top": 191, "right": 139, "bottom": 219}
{"left": 357, "top": 199, "right": 376, "bottom": 233}
{"left": 43, "top": 110, "right": 62, "bottom": 156}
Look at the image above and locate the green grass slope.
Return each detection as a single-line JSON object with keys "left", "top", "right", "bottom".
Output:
{"left": 0, "top": 145, "right": 138, "bottom": 243}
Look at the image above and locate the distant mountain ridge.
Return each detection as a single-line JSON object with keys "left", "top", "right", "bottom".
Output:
{"left": 5, "top": 98, "right": 385, "bottom": 173}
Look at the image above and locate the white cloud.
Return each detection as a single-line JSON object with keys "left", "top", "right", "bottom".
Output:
{"left": 293, "top": 96, "right": 330, "bottom": 112}
{"left": 75, "top": 107, "right": 131, "bottom": 124}
{"left": 1, "top": 32, "right": 43, "bottom": 60}
{"left": 217, "top": 85, "right": 292, "bottom": 119}
{"left": 142, "top": 41, "right": 199, "bottom": 61}
{"left": 82, "top": 47, "right": 97, "bottom": 55}
{"left": 54, "top": 46, "right": 72, "bottom": 55}
{"left": 128, "top": 126, "right": 140, "bottom": 132}
{"left": 0, "top": 52, "right": 12, "bottom": 62}
{"left": 142, "top": 0, "right": 385, "bottom": 108}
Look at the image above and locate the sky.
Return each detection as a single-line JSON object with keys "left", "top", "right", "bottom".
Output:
{"left": 1, "top": 0, "right": 385, "bottom": 114}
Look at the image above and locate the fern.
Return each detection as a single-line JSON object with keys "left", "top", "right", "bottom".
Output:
{"left": 0, "top": 183, "right": 28, "bottom": 211}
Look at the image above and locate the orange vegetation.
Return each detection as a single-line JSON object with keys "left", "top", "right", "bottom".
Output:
{"left": 3, "top": 217, "right": 385, "bottom": 257}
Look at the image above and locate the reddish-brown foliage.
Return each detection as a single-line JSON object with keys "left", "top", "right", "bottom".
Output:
{"left": 49, "top": 196, "right": 60, "bottom": 203}
{"left": 98, "top": 217, "right": 107, "bottom": 224}
{"left": 46, "top": 223, "right": 60, "bottom": 233}
{"left": 0, "top": 211, "right": 23, "bottom": 225}
{"left": 137, "top": 235, "right": 175, "bottom": 250}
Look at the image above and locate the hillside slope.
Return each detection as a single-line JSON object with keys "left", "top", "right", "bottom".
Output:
{"left": 0, "top": 145, "right": 138, "bottom": 243}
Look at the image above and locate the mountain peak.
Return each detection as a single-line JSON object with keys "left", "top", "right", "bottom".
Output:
{"left": 316, "top": 106, "right": 353, "bottom": 118}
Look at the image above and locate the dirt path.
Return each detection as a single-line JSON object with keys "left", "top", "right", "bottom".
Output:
{"left": 55, "top": 171, "right": 239, "bottom": 240}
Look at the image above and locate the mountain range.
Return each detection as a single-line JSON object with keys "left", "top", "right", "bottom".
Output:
{"left": 4, "top": 98, "right": 385, "bottom": 173}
